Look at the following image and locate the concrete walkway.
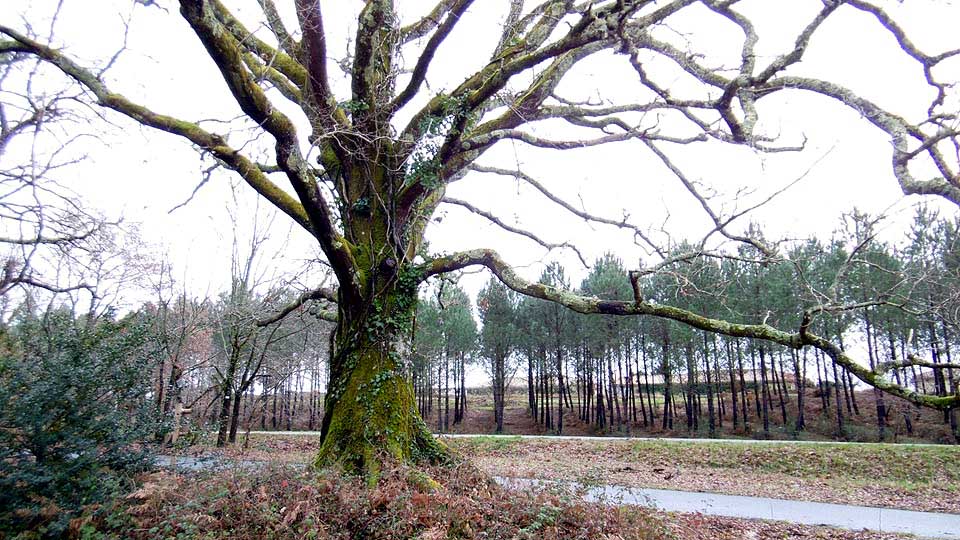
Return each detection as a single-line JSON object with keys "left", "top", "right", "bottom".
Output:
{"left": 157, "top": 455, "right": 960, "bottom": 539}
{"left": 497, "top": 477, "right": 960, "bottom": 539}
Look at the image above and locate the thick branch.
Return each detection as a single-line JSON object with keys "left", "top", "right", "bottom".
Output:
{"left": 0, "top": 274, "right": 95, "bottom": 296}
{"left": 257, "top": 0, "right": 299, "bottom": 58}
{"left": 179, "top": 1, "right": 359, "bottom": 299}
{"left": 0, "top": 223, "right": 104, "bottom": 246}
{"left": 255, "top": 286, "right": 338, "bottom": 326}
{"left": 2, "top": 15, "right": 360, "bottom": 303}
{"left": 210, "top": 0, "right": 307, "bottom": 88}
{"left": 399, "top": 0, "right": 460, "bottom": 44}
{"left": 758, "top": 76, "right": 960, "bottom": 205}
{"left": 351, "top": 0, "right": 395, "bottom": 116}
{"left": 389, "top": 0, "right": 475, "bottom": 113}
{"left": 877, "top": 354, "right": 960, "bottom": 373}
{"left": 180, "top": 1, "right": 297, "bottom": 140}
{"left": 294, "top": 0, "right": 331, "bottom": 105}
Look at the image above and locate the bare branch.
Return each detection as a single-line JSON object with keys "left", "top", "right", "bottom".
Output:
{"left": 442, "top": 196, "right": 589, "bottom": 267}
{"left": 0, "top": 221, "right": 105, "bottom": 246}
{"left": 293, "top": 0, "right": 332, "bottom": 105}
{"left": 256, "top": 0, "right": 299, "bottom": 58}
{"left": 211, "top": 0, "right": 307, "bottom": 88}
{"left": 877, "top": 354, "right": 960, "bottom": 374}
{"left": 644, "top": 140, "right": 778, "bottom": 259}
{"left": 467, "top": 163, "right": 665, "bottom": 256}
{"left": 0, "top": 23, "right": 314, "bottom": 235}
{"left": 757, "top": 75, "right": 960, "bottom": 205}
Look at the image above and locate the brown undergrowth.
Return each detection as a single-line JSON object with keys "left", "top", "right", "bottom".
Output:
{"left": 70, "top": 460, "right": 667, "bottom": 540}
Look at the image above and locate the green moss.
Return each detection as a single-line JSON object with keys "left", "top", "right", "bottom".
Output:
{"left": 314, "top": 314, "right": 450, "bottom": 478}
{"left": 454, "top": 435, "right": 522, "bottom": 453}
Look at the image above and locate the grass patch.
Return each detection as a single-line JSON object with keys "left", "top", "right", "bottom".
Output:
{"left": 629, "top": 440, "right": 960, "bottom": 485}
{"left": 450, "top": 435, "right": 523, "bottom": 454}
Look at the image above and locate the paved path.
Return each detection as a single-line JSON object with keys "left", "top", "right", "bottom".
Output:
{"left": 248, "top": 430, "right": 953, "bottom": 448}
{"left": 157, "top": 455, "right": 960, "bottom": 539}
{"left": 498, "top": 477, "right": 960, "bottom": 539}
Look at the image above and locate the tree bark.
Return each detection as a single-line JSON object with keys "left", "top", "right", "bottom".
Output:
{"left": 315, "top": 278, "right": 447, "bottom": 475}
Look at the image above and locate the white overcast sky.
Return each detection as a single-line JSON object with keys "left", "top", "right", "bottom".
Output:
{"left": 3, "top": 0, "right": 959, "bottom": 306}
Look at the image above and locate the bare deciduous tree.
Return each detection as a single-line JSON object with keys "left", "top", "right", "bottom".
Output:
{"left": 0, "top": 42, "right": 113, "bottom": 305}
{"left": 3, "top": 0, "right": 959, "bottom": 473}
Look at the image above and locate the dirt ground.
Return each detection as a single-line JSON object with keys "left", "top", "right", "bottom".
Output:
{"left": 175, "top": 386, "right": 957, "bottom": 538}
{"left": 188, "top": 431, "right": 960, "bottom": 516}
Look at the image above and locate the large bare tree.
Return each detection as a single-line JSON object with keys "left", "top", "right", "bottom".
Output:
{"left": 3, "top": 0, "right": 959, "bottom": 473}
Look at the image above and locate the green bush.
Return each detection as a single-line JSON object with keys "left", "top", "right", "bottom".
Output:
{"left": 0, "top": 308, "right": 158, "bottom": 538}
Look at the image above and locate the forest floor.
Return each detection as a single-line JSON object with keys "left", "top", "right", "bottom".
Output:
{"left": 118, "top": 458, "right": 918, "bottom": 540}
{"left": 183, "top": 433, "right": 960, "bottom": 515}
{"left": 162, "top": 388, "right": 958, "bottom": 538}
{"left": 155, "top": 432, "right": 960, "bottom": 539}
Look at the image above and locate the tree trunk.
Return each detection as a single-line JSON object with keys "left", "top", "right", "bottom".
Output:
{"left": 942, "top": 325, "right": 959, "bottom": 443}
{"left": 637, "top": 336, "right": 649, "bottom": 427}
{"left": 661, "top": 339, "right": 672, "bottom": 430}
{"left": 527, "top": 349, "right": 536, "bottom": 418}
{"left": 832, "top": 358, "right": 845, "bottom": 437}
{"left": 461, "top": 353, "right": 467, "bottom": 421}
{"left": 816, "top": 348, "right": 827, "bottom": 413}
{"left": 556, "top": 341, "right": 565, "bottom": 435}
{"left": 737, "top": 340, "right": 749, "bottom": 427}
{"left": 704, "top": 336, "right": 716, "bottom": 437}
{"left": 863, "top": 313, "right": 887, "bottom": 441}
{"left": 444, "top": 347, "right": 450, "bottom": 433}
{"left": 750, "top": 347, "right": 762, "bottom": 420}
{"left": 437, "top": 359, "right": 444, "bottom": 433}
{"left": 684, "top": 344, "right": 695, "bottom": 432}
{"left": 315, "top": 280, "right": 447, "bottom": 475}
{"left": 772, "top": 350, "right": 788, "bottom": 425}
{"left": 216, "top": 389, "right": 232, "bottom": 447}
{"left": 725, "top": 339, "right": 738, "bottom": 430}
{"left": 793, "top": 349, "right": 805, "bottom": 432}
{"left": 596, "top": 355, "right": 606, "bottom": 430}
{"left": 759, "top": 345, "right": 771, "bottom": 437}
{"left": 228, "top": 389, "right": 243, "bottom": 443}
{"left": 608, "top": 351, "right": 621, "bottom": 431}
{"left": 494, "top": 354, "right": 507, "bottom": 433}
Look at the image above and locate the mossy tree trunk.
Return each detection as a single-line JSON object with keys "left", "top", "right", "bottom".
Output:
{"left": 314, "top": 278, "right": 446, "bottom": 475}
{"left": 310, "top": 155, "right": 449, "bottom": 475}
